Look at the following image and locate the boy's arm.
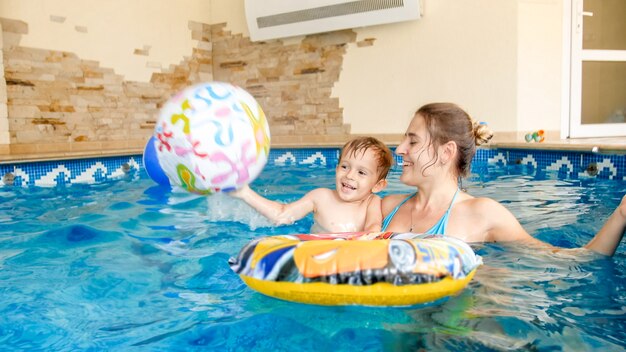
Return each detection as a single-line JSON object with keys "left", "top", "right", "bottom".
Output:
{"left": 364, "top": 195, "right": 383, "bottom": 232}
{"left": 584, "top": 194, "right": 626, "bottom": 256}
{"left": 232, "top": 185, "right": 318, "bottom": 225}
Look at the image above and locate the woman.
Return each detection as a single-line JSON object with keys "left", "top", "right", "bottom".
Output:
{"left": 381, "top": 102, "right": 626, "bottom": 256}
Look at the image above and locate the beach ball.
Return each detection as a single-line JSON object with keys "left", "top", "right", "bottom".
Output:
{"left": 143, "top": 136, "right": 171, "bottom": 187}
{"left": 154, "top": 82, "right": 271, "bottom": 194}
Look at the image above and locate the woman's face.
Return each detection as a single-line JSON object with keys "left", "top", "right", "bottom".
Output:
{"left": 395, "top": 114, "right": 438, "bottom": 185}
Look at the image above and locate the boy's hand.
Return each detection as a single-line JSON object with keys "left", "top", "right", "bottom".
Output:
{"left": 619, "top": 195, "right": 626, "bottom": 219}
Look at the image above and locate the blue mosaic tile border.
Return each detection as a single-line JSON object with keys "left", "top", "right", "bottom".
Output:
{"left": 267, "top": 148, "right": 340, "bottom": 167}
{"left": 478, "top": 148, "right": 626, "bottom": 180}
{"left": 1, "top": 148, "right": 625, "bottom": 187}
{"left": 0, "top": 156, "right": 141, "bottom": 187}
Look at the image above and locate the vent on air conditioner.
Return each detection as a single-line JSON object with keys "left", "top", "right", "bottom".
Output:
{"left": 244, "top": 0, "right": 421, "bottom": 41}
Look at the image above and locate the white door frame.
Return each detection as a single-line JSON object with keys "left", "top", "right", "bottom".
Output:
{"left": 561, "top": 1, "right": 573, "bottom": 139}
{"left": 564, "top": 0, "right": 626, "bottom": 138}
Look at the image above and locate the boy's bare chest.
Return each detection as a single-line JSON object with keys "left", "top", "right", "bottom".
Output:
{"left": 315, "top": 201, "right": 368, "bottom": 233}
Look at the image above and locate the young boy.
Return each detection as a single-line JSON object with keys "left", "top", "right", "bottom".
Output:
{"left": 232, "top": 137, "right": 394, "bottom": 233}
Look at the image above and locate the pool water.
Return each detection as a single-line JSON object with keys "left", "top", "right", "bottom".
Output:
{"left": 1, "top": 163, "right": 625, "bottom": 351}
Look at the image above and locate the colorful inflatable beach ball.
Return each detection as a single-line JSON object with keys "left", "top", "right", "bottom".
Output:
{"left": 154, "top": 82, "right": 271, "bottom": 194}
{"left": 143, "top": 135, "right": 171, "bottom": 187}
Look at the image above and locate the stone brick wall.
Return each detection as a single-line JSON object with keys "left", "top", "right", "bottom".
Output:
{"left": 0, "top": 22, "right": 10, "bottom": 148}
{"left": 1, "top": 20, "right": 358, "bottom": 154}
{"left": 210, "top": 24, "right": 354, "bottom": 137}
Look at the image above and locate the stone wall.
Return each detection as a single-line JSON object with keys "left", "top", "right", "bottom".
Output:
{"left": 0, "top": 21, "right": 10, "bottom": 150}
{"left": 1, "top": 20, "right": 359, "bottom": 155}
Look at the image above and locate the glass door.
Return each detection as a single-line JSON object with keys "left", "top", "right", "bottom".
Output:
{"left": 570, "top": 0, "right": 626, "bottom": 137}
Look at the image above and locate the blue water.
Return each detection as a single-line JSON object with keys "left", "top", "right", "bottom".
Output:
{"left": 1, "top": 163, "right": 625, "bottom": 351}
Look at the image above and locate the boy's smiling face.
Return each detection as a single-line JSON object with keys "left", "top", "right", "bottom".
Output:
{"left": 335, "top": 148, "right": 387, "bottom": 202}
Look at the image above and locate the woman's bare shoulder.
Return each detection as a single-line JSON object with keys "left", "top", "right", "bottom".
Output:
{"left": 457, "top": 195, "right": 507, "bottom": 215}
{"left": 382, "top": 193, "right": 413, "bottom": 204}
{"left": 456, "top": 194, "right": 530, "bottom": 241}
{"left": 381, "top": 193, "right": 413, "bottom": 213}
{"left": 451, "top": 194, "right": 508, "bottom": 222}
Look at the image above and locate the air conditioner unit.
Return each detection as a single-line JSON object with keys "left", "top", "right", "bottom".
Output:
{"left": 244, "top": 0, "right": 421, "bottom": 41}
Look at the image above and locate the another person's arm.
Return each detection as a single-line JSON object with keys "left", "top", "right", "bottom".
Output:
{"left": 231, "top": 185, "right": 317, "bottom": 225}
{"left": 584, "top": 195, "right": 626, "bottom": 256}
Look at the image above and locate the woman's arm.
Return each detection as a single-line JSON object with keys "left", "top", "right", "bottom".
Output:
{"left": 232, "top": 185, "right": 317, "bottom": 225}
{"left": 584, "top": 195, "right": 626, "bottom": 256}
{"left": 462, "top": 197, "right": 537, "bottom": 244}
{"left": 473, "top": 196, "right": 626, "bottom": 256}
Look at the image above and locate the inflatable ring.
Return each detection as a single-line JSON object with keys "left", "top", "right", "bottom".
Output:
{"left": 229, "top": 232, "right": 482, "bottom": 306}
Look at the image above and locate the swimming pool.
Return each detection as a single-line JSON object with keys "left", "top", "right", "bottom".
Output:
{"left": 1, "top": 149, "right": 625, "bottom": 351}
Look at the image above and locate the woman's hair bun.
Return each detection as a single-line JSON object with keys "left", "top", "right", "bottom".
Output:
{"left": 471, "top": 120, "right": 494, "bottom": 146}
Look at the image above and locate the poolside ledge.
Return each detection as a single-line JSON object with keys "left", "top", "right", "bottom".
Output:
{"left": 0, "top": 134, "right": 625, "bottom": 164}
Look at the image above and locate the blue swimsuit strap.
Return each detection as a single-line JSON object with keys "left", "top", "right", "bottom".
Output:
{"left": 381, "top": 193, "right": 416, "bottom": 231}
{"left": 381, "top": 189, "right": 460, "bottom": 234}
{"left": 424, "top": 188, "right": 460, "bottom": 235}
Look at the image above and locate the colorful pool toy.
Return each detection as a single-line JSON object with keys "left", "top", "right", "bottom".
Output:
{"left": 143, "top": 135, "right": 171, "bottom": 187}
{"left": 229, "top": 232, "right": 482, "bottom": 306}
{"left": 525, "top": 130, "right": 545, "bottom": 143}
{"left": 154, "top": 82, "right": 271, "bottom": 194}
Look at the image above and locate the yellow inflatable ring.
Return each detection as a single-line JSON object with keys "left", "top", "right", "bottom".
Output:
{"left": 229, "top": 232, "right": 482, "bottom": 306}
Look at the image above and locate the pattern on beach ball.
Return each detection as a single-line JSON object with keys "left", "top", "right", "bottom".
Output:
{"left": 155, "top": 82, "right": 271, "bottom": 194}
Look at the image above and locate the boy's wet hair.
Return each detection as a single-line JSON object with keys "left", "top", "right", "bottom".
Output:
{"left": 340, "top": 137, "right": 394, "bottom": 181}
